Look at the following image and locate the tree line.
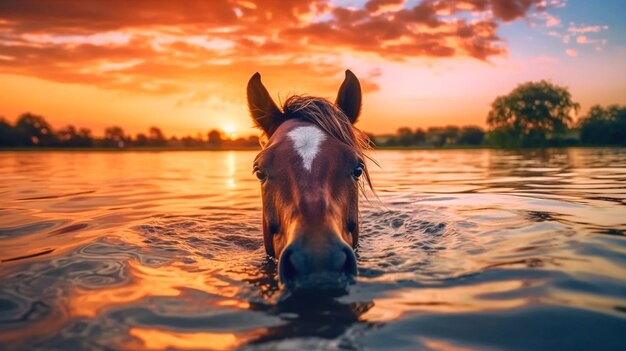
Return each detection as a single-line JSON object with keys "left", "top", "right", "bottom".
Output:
{"left": 376, "top": 80, "right": 625, "bottom": 148}
{"left": 0, "top": 114, "right": 259, "bottom": 149}
{"left": 1, "top": 80, "right": 624, "bottom": 149}
{"left": 374, "top": 125, "right": 486, "bottom": 147}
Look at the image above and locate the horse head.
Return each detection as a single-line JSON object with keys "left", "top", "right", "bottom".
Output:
{"left": 247, "top": 70, "right": 372, "bottom": 291}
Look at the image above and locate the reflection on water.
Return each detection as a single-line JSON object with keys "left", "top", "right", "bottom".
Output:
{"left": 0, "top": 149, "right": 625, "bottom": 350}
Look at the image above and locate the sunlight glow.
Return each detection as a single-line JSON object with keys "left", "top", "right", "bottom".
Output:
{"left": 222, "top": 124, "right": 238, "bottom": 139}
{"left": 124, "top": 328, "right": 257, "bottom": 350}
{"left": 0, "top": 0, "right": 622, "bottom": 136}
{"left": 69, "top": 259, "right": 250, "bottom": 318}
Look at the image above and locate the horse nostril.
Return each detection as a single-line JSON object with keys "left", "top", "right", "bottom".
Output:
{"left": 278, "top": 248, "right": 295, "bottom": 284}
{"left": 278, "top": 242, "right": 357, "bottom": 285}
{"left": 278, "top": 248, "right": 308, "bottom": 284}
{"left": 329, "top": 245, "right": 357, "bottom": 276}
{"left": 330, "top": 247, "right": 347, "bottom": 271}
{"left": 341, "top": 247, "right": 358, "bottom": 276}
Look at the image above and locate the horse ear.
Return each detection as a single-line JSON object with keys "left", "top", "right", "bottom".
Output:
{"left": 335, "top": 69, "right": 362, "bottom": 124}
{"left": 247, "top": 72, "right": 285, "bottom": 136}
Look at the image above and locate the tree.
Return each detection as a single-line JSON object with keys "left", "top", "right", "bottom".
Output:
{"left": 442, "top": 125, "right": 460, "bottom": 145}
{"left": 396, "top": 127, "right": 414, "bottom": 146}
{"left": 426, "top": 127, "right": 446, "bottom": 146}
{"left": 207, "top": 129, "right": 222, "bottom": 147}
{"left": 458, "top": 126, "right": 485, "bottom": 145}
{"left": 413, "top": 128, "right": 426, "bottom": 145}
{"left": 57, "top": 125, "right": 93, "bottom": 147}
{"left": 487, "top": 80, "right": 579, "bottom": 147}
{"left": 0, "top": 117, "right": 16, "bottom": 146}
{"left": 181, "top": 135, "right": 203, "bottom": 148}
{"left": 103, "top": 126, "right": 128, "bottom": 148}
{"left": 246, "top": 135, "right": 260, "bottom": 147}
{"left": 134, "top": 133, "right": 149, "bottom": 147}
{"left": 77, "top": 128, "right": 94, "bottom": 147}
{"left": 14, "top": 112, "right": 57, "bottom": 146}
{"left": 579, "top": 105, "right": 626, "bottom": 146}
{"left": 148, "top": 126, "right": 166, "bottom": 146}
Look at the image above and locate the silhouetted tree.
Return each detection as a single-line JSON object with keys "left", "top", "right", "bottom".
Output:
{"left": 181, "top": 135, "right": 204, "bottom": 148}
{"left": 57, "top": 125, "right": 93, "bottom": 147}
{"left": 134, "top": 133, "right": 149, "bottom": 147}
{"left": 207, "top": 129, "right": 222, "bottom": 147}
{"left": 0, "top": 117, "right": 16, "bottom": 146}
{"left": 579, "top": 105, "right": 626, "bottom": 146}
{"left": 14, "top": 113, "right": 57, "bottom": 146}
{"left": 487, "top": 80, "right": 579, "bottom": 147}
{"left": 148, "top": 126, "right": 166, "bottom": 146}
{"left": 458, "top": 126, "right": 485, "bottom": 145}
{"left": 380, "top": 135, "right": 396, "bottom": 146}
{"left": 396, "top": 127, "right": 414, "bottom": 146}
{"left": 443, "top": 126, "right": 460, "bottom": 145}
{"left": 77, "top": 128, "right": 94, "bottom": 147}
{"left": 413, "top": 128, "right": 426, "bottom": 145}
{"left": 103, "top": 126, "right": 128, "bottom": 148}
{"left": 246, "top": 135, "right": 260, "bottom": 147}
{"left": 426, "top": 127, "right": 446, "bottom": 146}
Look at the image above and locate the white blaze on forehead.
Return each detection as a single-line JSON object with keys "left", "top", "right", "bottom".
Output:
{"left": 287, "top": 126, "right": 326, "bottom": 172}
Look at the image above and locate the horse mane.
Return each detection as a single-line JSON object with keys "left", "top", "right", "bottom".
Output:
{"left": 279, "top": 95, "right": 376, "bottom": 191}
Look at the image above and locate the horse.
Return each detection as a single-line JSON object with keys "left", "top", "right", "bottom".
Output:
{"left": 246, "top": 70, "right": 373, "bottom": 291}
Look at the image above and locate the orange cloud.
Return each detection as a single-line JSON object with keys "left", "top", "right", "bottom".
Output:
{"left": 576, "top": 35, "right": 588, "bottom": 44}
{"left": 0, "top": 0, "right": 550, "bottom": 99}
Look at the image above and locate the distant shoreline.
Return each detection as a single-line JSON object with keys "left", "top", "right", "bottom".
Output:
{"left": 1, "top": 145, "right": 624, "bottom": 152}
{"left": 0, "top": 146, "right": 260, "bottom": 152}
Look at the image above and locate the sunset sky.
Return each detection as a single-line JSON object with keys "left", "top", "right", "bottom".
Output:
{"left": 0, "top": 0, "right": 624, "bottom": 137}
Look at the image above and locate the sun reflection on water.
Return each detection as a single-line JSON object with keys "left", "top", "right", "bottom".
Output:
{"left": 0, "top": 149, "right": 625, "bottom": 350}
{"left": 124, "top": 328, "right": 261, "bottom": 351}
{"left": 69, "top": 259, "right": 251, "bottom": 319}
{"left": 360, "top": 280, "right": 532, "bottom": 322}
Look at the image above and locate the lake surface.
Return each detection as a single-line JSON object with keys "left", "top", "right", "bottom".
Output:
{"left": 1, "top": 148, "right": 625, "bottom": 351}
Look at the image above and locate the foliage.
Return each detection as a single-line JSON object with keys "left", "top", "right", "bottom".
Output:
{"left": 148, "top": 127, "right": 167, "bottom": 146}
{"left": 134, "top": 133, "right": 149, "bottom": 147}
{"left": 579, "top": 105, "right": 626, "bottom": 146}
{"left": 379, "top": 125, "right": 484, "bottom": 147}
{"left": 57, "top": 125, "right": 93, "bottom": 147}
{"left": 207, "top": 129, "right": 222, "bottom": 146}
{"left": 458, "top": 126, "right": 485, "bottom": 145}
{"left": 487, "top": 80, "right": 580, "bottom": 147}
{"left": 0, "top": 113, "right": 266, "bottom": 149}
{"left": 396, "top": 127, "right": 414, "bottom": 146}
{"left": 103, "top": 126, "right": 128, "bottom": 148}
{"left": 0, "top": 101, "right": 624, "bottom": 149}
{"left": 14, "top": 112, "right": 57, "bottom": 146}
{"left": 0, "top": 117, "right": 15, "bottom": 146}
{"left": 425, "top": 127, "right": 445, "bottom": 146}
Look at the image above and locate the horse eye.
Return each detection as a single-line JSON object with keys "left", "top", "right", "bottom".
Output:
{"left": 353, "top": 165, "right": 364, "bottom": 179}
{"left": 254, "top": 170, "right": 267, "bottom": 181}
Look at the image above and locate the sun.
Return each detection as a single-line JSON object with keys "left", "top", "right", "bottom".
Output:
{"left": 222, "top": 124, "right": 237, "bottom": 139}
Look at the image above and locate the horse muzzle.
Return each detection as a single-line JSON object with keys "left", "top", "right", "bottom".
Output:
{"left": 278, "top": 236, "right": 357, "bottom": 292}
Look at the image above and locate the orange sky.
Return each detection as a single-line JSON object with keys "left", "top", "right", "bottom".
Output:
{"left": 0, "top": 0, "right": 624, "bottom": 137}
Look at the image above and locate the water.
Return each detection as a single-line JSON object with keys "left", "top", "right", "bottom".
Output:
{"left": 0, "top": 148, "right": 625, "bottom": 350}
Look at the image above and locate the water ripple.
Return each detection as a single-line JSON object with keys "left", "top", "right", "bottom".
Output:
{"left": 0, "top": 149, "right": 625, "bottom": 350}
